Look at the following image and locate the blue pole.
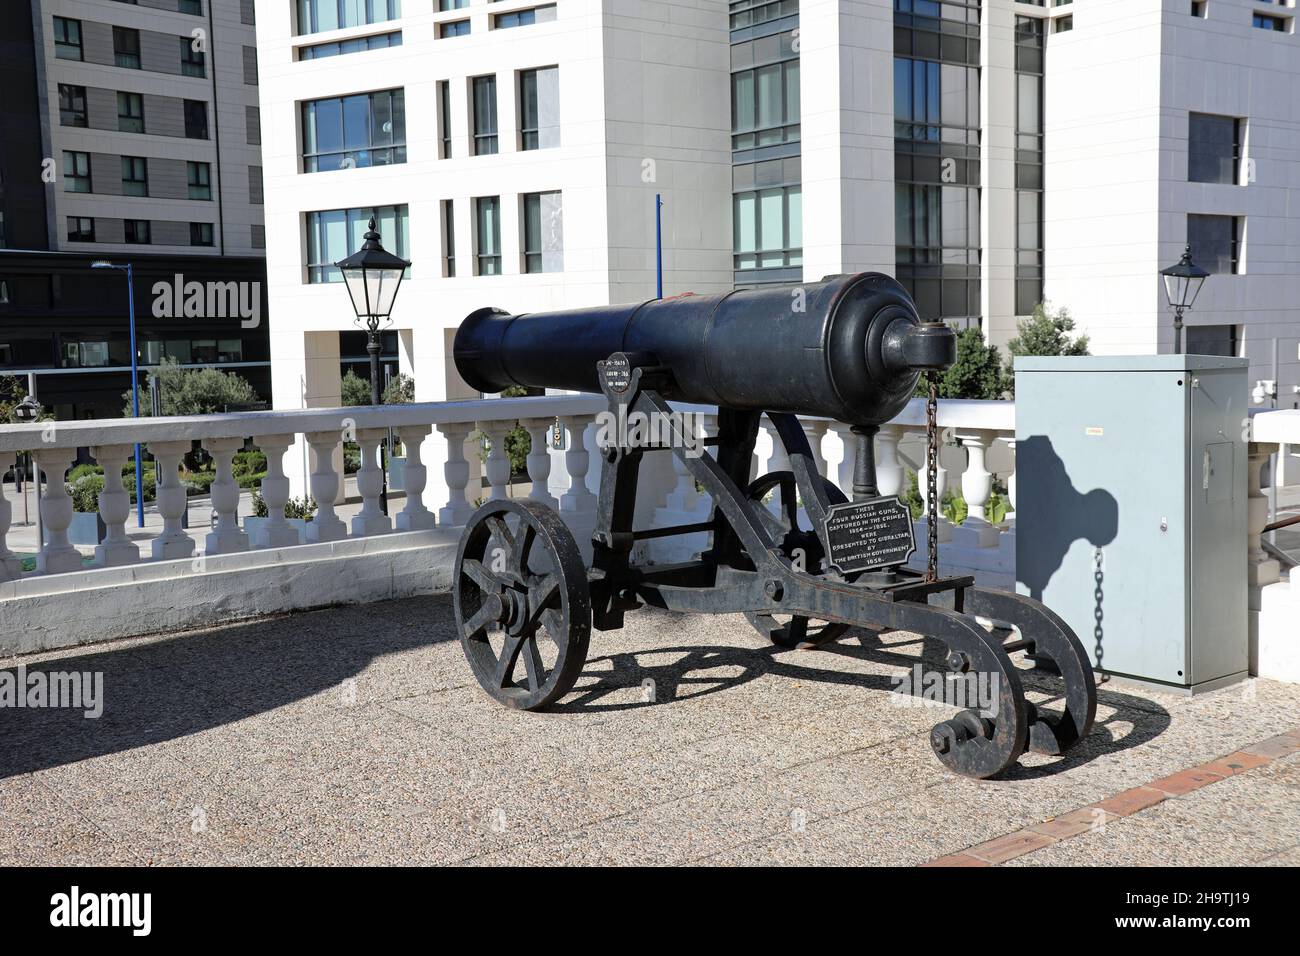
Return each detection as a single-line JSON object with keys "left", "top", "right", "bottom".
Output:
{"left": 655, "top": 193, "right": 663, "bottom": 299}
{"left": 126, "top": 264, "right": 144, "bottom": 527}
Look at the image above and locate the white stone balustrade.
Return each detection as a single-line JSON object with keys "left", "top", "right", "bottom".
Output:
{"left": 351, "top": 428, "right": 392, "bottom": 538}
{"left": 1250, "top": 410, "right": 1300, "bottom": 683}
{"left": 203, "top": 437, "right": 251, "bottom": 555}
{"left": 90, "top": 444, "right": 140, "bottom": 568}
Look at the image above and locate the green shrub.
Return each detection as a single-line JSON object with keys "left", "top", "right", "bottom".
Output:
{"left": 250, "top": 490, "right": 316, "bottom": 520}
{"left": 236, "top": 471, "right": 266, "bottom": 490}
{"left": 232, "top": 450, "right": 267, "bottom": 478}
{"left": 182, "top": 471, "right": 215, "bottom": 496}
{"left": 69, "top": 474, "right": 104, "bottom": 513}
{"left": 343, "top": 443, "right": 361, "bottom": 474}
{"left": 68, "top": 463, "right": 104, "bottom": 483}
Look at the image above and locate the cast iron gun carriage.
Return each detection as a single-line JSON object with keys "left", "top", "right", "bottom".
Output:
{"left": 452, "top": 273, "right": 1096, "bottom": 778}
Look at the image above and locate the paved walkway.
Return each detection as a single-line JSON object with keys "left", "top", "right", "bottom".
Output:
{"left": 2, "top": 598, "right": 1298, "bottom": 866}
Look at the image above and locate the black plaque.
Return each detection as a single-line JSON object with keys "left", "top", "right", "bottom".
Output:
{"left": 822, "top": 496, "right": 915, "bottom": 574}
{"left": 600, "top": 353, "right": 632, "bottom": 393}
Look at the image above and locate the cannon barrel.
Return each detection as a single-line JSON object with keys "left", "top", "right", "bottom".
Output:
{"left": 453, "top": 272, "right": 955, "bottom": 426}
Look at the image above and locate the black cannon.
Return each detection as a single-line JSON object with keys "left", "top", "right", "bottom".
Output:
{"left": 452, "top": 273, "right": 1096, "bottom": 779}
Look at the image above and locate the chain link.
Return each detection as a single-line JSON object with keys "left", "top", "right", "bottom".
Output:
{"left": 926, "top": 370, "right": 939, "bottom": 583}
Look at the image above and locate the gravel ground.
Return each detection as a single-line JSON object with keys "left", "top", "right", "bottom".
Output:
{"left": 2, "top": 596, "right": 1298, "bottom": 866}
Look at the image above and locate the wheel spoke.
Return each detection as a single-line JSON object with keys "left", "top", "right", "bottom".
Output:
{"left": 540, "top": 608, "right": 564, "bottom": 641}
{"left": 512, "top": 522, "right": 537, "bottom": 576}
{"left": 463, "top": 595, "right": 501, "bottom": 638}
{"left": 462, "top": 559, "right": 500, "bottom": 594}
{"left": 779, "top": 478, "right": 800, "bottom": 532}
{"left": 784, "top": 616, "right": 808, "bottom": 645}
{"left": 528, "top": 574, "right": 560, "bottom": 622}
{"left": 522, "top": 637, "right": 546, "bottom": 691}
{"left": 494, "top": 632, "right": 525, "bottom": 688}
{"left": 485, "top": 515, "right": 515, "bottom": 571}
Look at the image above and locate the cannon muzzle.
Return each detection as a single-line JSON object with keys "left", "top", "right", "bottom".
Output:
{"left": 453, "top": 272, "right": 955, "bottom": 426}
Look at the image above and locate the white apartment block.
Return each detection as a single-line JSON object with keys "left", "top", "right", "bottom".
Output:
{"left": 32, "top": 0, "right": 265, "bottom": 256}
{"left": 254, "top": 0, "right": 1300, "bottom": 502}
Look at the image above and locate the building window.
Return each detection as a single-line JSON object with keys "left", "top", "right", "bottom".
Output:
{"left": 439, "top": 19, "right": 470, "bottom": 37}
{"left": 53, "top": 17, "right": 83, "bottom": 61}
{"left": 184, "top": 99, "right": 209, "bottom": 138}
{"left": 59, "top": 85, "right": 88, "bottom": 127}
{"left": 190, "top": 222, "right": 214, "bottom": 246}
{"left": 472, "top": 76, "right": 498, "bottom": 155}
{"left": 301, "top": 89, "right": 407, "bottom": 172}
{"left": 438, "top": 80, "right": 452, "bottom": 158}
{"left": 442, "top": 199, "right": 456, "bottom": 277}
{"left": 522, "top": 192, "right": 563, "bottom": 273}
{"left": 122, "top": 156, "right": 149, "bottom": 197}
{"left": 733, "top": 186, "right": 801, "bottom": 271}
{"left": 1191, "top": 1, "right": 1207, "bottom": 16}
{"left": 519, "top": 67, "right": 560, "bottom": 150}
{"left": 1187, "top": 214, "right": 1240, "bottom": 274}
{"left": 730, "top": 0, "right": 800, "bottom": 29}
{"left": 474, "top": 196, "right": 501, "bottom": 275}
{"left": 1188, "top": 113, "right": 1241, "bottom": 185}
{"left": 124, "top": 220, "right": 152, "bottom": 245}
{"left": 67, "top": 217, "right": 95, "bottom": 242}
{"left": 298, "top": 31, "right": 402, "bottom": 59}
{"left": 295, "top": 0, "right": 401, "bottom": 35}
{"left": 305, "top": 204, "right": 409, "bottom": 282}
{"left": 117, "top": 92, "right": 145, "bottom": 134}
{"left": 63, "top": 151, "right": 92, "bottom": 193}
{"left": 187, "top": 161, "right": 212, "bottom": 200}
{"left": 1253, "top": 13, "right": 1288, "bottom": 31}
{"left": 1053, "top": 14, "right": 1072, "bottom": 32}
{"left": 114, "top": 27, "right": 142, "bottom": 69}
{"left": 439, "top": 0, "right": 468, "bottom": 9}
{"left": 181, "top": 36, "right": 206, "bottom": 77}
{"left": 732, "top": 59, "right": 800, "bottom": 150}
{"left": 493, "top": 5, "right": 557, "bottom": 29}
{"left": 180, "top": 0, "right": 203, "bottom": 14}
{"left": 1185, "top": 324, "right": 1238, "bottom": 357}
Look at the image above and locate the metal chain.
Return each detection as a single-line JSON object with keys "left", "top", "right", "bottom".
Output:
{"left": 926, "top": 371, "right": 939, "bottom": 583}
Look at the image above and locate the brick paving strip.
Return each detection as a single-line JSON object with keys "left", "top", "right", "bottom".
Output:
{"left": 921, "top": 728, "right": 1300, "bottom": 867}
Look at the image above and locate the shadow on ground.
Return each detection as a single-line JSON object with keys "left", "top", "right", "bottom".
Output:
{"left": 1, "top": 599, "right": 1168, "bottom": 782}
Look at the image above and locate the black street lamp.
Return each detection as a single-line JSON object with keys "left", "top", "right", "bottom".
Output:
{"left": 1160, "top": 244, "right": 1209, "bottom": 355}
{"left": 335, "top": 218, "right": 410, "bottom": 513}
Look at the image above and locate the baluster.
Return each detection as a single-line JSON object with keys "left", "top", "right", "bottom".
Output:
{"left": 437, "top": 422, "right": 473, "bottom": 527}
{"left": 253, "top": 434, "right": 301, "bottom": 548}
{"left": 802, "top": 419, "right": 829, "bottom": 478}
{"left": 1248, "top": 442, "right": 1281, "bottom": 588}
{"left": 202, "top": 437, "right": 250, "bottom": 554}
{"left": 1000, "top": 437, "right": 1017, "bottom": 528}
{"left": 149, "top": 441, "right": 194, "bottom": 560}
{"left": 351, "top": 428, "right": 393, "bottom": 537}
{"left": 0, "top": 454, "right": 23, "bottom": 581}
{"left": 32, "top": 450, "right": 81, "bottom": 574}
{"left": 952, "top": 429, "right": 999, "bottom": 548}
{"left": 875, "top": 425, "right": 905, "bottom": 498}
{"left": 761, "top": 417, "right": 789, "bottom": 476}
{"left": 90, "top": 444, "right": 140, "bottom": 567}
{"left": 916, "top": 431, "right": 952, "bottom": 546}
{"left": 558, "top": 416, "right": 595, "bottom": 513}
{"left": 394, "top": 425, "right": 437, "bottom": 531}
{"left": 303, "top": 431, "right": 347, "bottom": 543}
{"left": 523, "top": 418, "right": 557, "bottom": 509}
{"left": 830, "top": 422, "right": 858, "bottom": 494}
{"left": 479, "top": 421, "right": 514, "bottom": 501}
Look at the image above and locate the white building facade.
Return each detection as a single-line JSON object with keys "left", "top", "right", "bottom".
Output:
{"left": 254, "top": 0, "right": 1300, "bottom": 504}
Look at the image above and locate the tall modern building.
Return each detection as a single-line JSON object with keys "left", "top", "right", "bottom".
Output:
{"left": 0, "top": 0, "right": 270, "bottom": 417}
{"left": 254, "top": 0, "right": 1300, "bottom": 497}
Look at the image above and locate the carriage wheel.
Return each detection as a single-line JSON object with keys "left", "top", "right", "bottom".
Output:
{"left": 454, "top": 499, "right": 591, "bottom": 710}
{"left": 742, "top": 471, "right": 852, "bottom": 649}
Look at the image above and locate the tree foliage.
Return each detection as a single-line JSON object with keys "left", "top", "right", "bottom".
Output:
{"left": 125, "top": 358, "right": 261, "bottom": 417}
{"left": 340, "top": 368, "right": 371, "bottom": 407}
{"left": 919, "top": 326, "right": 1010, "bottom": 400}
{"left": 382, "top": 372, "right": 415, "bottom": 405}
{"left": 1004, "top": 301, "right": 1089, "bottom": 394}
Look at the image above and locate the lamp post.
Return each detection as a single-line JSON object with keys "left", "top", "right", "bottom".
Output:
{"left": 91, "top": 260, "right": 145, "bottom": 527}
{"left": 334, "top": 218, "right": 410, "bottom": 515}
{"left": 1159, "top": 244, "right": 1209, "bottom": 355}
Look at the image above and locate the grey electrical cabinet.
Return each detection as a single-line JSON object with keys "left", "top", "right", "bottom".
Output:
{"left": 1015, "top": 355, "right": 1249, "bottom": 693}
